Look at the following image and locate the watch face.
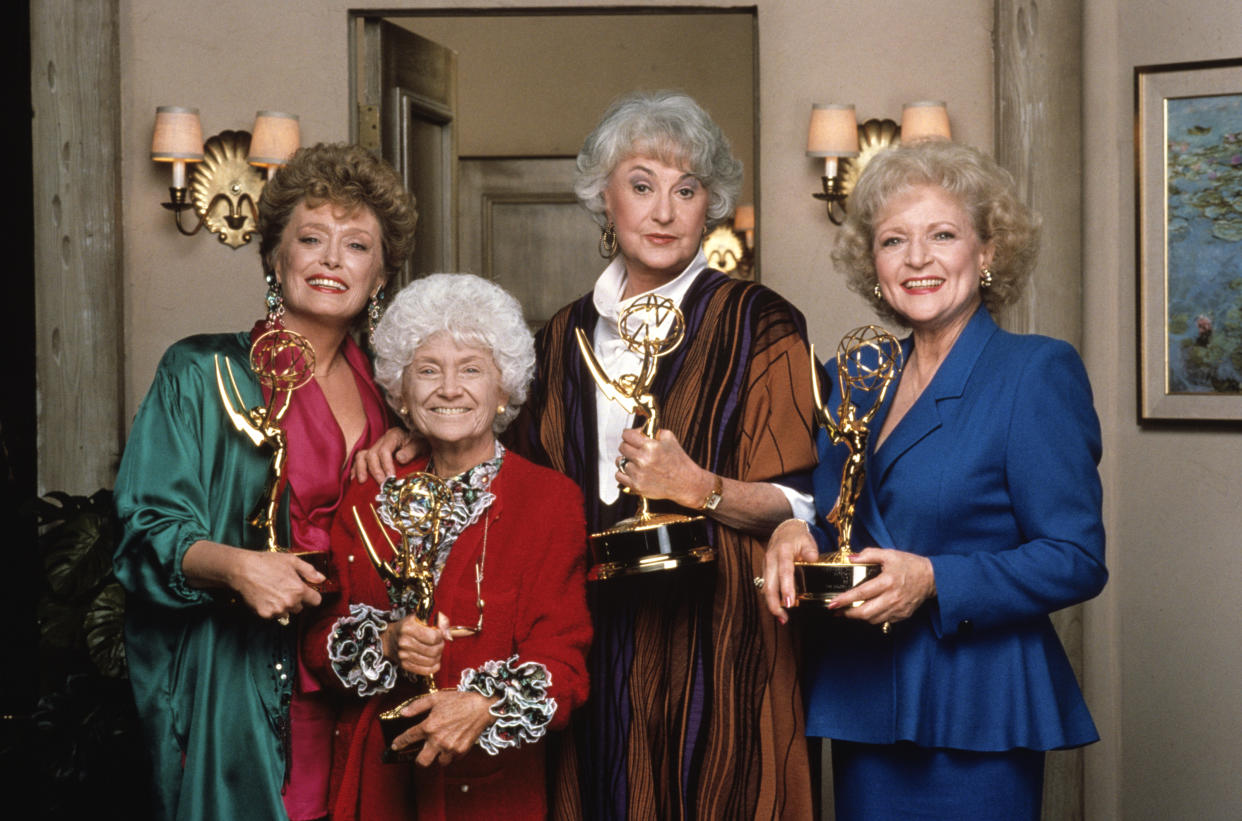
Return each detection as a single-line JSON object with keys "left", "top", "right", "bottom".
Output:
{"left": 703, "top": 491, "right": 722, "bottom": 511}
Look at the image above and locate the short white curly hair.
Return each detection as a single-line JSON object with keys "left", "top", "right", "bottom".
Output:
{"left": 371, "top": 274, "right": 535, "bottom": 433}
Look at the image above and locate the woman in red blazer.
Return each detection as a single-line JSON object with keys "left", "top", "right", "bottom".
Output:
{"left": 304, "top": 274, "right": 591, "bottom": 821}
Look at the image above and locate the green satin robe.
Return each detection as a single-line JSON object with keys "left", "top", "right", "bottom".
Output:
{"left": 114, "top": 332, "right": 295, "bottom": 821}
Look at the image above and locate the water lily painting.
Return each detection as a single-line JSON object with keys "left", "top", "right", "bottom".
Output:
{"left": 1138, "top": 58, "right": 1242, "bottom": 421}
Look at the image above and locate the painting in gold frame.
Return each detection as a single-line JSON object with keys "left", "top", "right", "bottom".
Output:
{"left": 1136, "top": 57, "right": 1242, "bottom": 421}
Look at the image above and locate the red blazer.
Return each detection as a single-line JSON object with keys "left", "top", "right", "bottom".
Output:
{"left": 304, "top": 451, "right": 592, "bottom": 821}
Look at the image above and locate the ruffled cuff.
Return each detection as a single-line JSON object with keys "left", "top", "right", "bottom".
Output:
{"left": 328, "top": 603, "right": 398, "bottom": 697}
{"left": 457, "top": 655, "right": 557, "bottom": 756}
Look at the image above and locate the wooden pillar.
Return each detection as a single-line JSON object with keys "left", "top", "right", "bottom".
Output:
{"left": 31, "top": 0, "right": 124, "bottom": 496}
{"left": 994, "top": 2, "right": 1086, "bottom": 819}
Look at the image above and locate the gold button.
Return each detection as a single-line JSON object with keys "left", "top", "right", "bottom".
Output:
{"left": 460, "top": 785, "right": 469, "bottom": 793}
{"left": 274, "top": 663, "right": 283, "bottom": 671}
{"left": 347, "top": 555, "right": 355, "bottom": 563}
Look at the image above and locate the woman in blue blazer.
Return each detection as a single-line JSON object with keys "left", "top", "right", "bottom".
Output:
{"left": 762, "top": 140, "right": 1106, "bottom": 820}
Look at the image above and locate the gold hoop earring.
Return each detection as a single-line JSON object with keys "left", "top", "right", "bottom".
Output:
{"left": 599, "top": 221, "right": 618, "bottom": 259}
{"left": 980, "top": 267, "right": 994, "bottom": 289}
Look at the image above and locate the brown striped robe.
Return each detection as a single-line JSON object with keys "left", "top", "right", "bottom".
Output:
{"left": 510, "top": 269, "right": 818, "bottom": 820}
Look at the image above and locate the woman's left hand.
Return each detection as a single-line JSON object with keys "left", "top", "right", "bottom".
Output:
{"left": 616, "top": 428, "right": 711, "bottom": 509}
{"left": 391, "top": 690, "right": 497, "bottom": 767}
{"left": 828, "top": 547, "right": 936, "bottom": 627}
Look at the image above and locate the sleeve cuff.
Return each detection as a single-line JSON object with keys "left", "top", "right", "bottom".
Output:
{"left": 328, "top": 603, "right": 399, "bottom": 696}
{"left": 458, "top": 655, "right": 557, "bottom": 756}
{"left": 772, "top": 483, "right": 816, "bottom": 523}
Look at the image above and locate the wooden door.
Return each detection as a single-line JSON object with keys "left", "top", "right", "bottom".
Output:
{"left": 357, "top": 20, "right": 456, "bottom": 284}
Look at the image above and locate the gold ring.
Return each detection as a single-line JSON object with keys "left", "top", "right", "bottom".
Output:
{"left": 278, "top": 614, "right": 290, "bottom": 626}
{"left": 753, "top": 576, "right": 765, "bottom": 590}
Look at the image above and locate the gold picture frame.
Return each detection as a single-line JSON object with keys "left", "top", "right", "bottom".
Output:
{"left": 1136, "top": 57, "right": 1242, "bottom": 422}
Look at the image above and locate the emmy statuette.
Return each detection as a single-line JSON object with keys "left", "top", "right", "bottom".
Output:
{"left": 215, "top": 329, "right": 336, "bottom": 602}
{"left": 353, "top": 473, "right": 454, "bottom": 762}
{"left": 794, "top": 325, "right": 903, "bottom": 606}
{"left": 575, "top": 295, "right": 713, "bottom": 581}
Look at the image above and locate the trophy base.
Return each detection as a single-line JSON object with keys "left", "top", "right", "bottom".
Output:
{"left": 793, "top": 560, "right": 881, "bottom": 606}
{"left": 379, "top": 694, "right": 429, "bottom": 764}
{"left": 288, "top": 550, "right": 339, "bottom": 596}
{"left": 588, "top": 513, "right": 714, "bottom": 581}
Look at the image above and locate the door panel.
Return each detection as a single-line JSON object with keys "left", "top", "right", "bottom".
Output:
{"left": 458, "top": 158, "right": 599, "bottom": 329}
{"left": 358, "top": 20, "right": 456, "bottom": 283}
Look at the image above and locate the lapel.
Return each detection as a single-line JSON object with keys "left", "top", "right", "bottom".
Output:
{"left": 868, "top": 305, "right": 998, "bottom": 489}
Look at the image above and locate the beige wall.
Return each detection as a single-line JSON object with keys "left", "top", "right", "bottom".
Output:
{"left": 391, "top": 14, "right": 754, "bottom": 205}
{"left": 1082, "top": 2, "right": 1242, "bottom": 819}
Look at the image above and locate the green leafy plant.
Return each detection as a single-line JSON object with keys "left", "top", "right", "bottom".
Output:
{"left": 10, "top": 489, "right": 151, "bottom": 820}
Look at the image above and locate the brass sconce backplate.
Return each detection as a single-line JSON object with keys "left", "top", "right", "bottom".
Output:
{"left": 703, "top": 224, "right": 746, "bottom": 277}
{"left": 840, "top": 118, "right": 901, "bottom": 198}
{"left": 190, "top": 130, "right": 264, "bottom": 248}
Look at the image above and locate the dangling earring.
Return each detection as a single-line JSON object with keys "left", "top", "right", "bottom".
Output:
{"left": 873, "top": 283, "right": 883, "bottom": 301}
{"left": 367, "top": 289, "right": 385, "bottom": 344}
{"left": 265, "top": 274, "right": 285, "bottom": 328}
{"left": 599, "top": 221, "right": 618, "bottom": 259}
{"left": 980, "top": 266, "right": 994, "bottom": 289}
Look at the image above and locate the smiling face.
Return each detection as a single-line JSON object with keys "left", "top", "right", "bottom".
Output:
{"left": 401, "top": 333, "right": 509, "bottom": 474}
{"left": 872, "top": 184, "right": 993, "bottom": 336}
{"left": 273, "top": 200, "right": 386, "bottom": 331}
{"left": 603, "top": 154, "right": 710, "bottom": 290}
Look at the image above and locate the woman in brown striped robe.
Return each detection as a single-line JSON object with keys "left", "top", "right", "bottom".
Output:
{"left": 512, "top": 90, "right": 819, "bottom": 820}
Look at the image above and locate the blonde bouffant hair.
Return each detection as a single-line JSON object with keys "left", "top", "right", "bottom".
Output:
{"left": 832, "top": 139, "right": 1041, "bottom": 326}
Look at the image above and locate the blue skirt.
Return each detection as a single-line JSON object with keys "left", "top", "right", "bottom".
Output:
{"left": 831, "top": 740, "right": 1044, "bottom": 821}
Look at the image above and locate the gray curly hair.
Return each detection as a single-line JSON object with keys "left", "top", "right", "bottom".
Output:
{"left": 574, "top": 90, "right": 743, "bottom": 229}
{"left": 371, "top": 274, "right": 535, "bottom": 434}
{"left": 831, "top": 139, "right": 1041, "bottom": 326}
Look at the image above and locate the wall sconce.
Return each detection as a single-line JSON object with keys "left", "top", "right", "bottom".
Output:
{"left": 807, "top": 100, "right": 950, "bottom": 225}
{"left": 704, "top": 204, "right": 756, "bottom": 279}
{"left": 152, "top": 107, "right": 300, "bottom": 248}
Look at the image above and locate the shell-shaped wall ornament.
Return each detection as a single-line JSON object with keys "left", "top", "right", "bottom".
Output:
{"left": 840, "top": 118, "right": 902, "bottom": 198}
{"left": 703, "top": 224, "right": 746, "bottom": 277}
{"left": 189, "top": 130, "right": 265, "bottom": 248}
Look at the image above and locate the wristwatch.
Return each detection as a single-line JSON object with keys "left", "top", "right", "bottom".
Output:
{"left": 699, "top": 474, "right": 724, "bottom": 511}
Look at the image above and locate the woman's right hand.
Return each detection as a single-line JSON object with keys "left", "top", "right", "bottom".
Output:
{"left": 762, "top": 519, "right": 820, "bottom": 623}
{"left": 383, "top": 612, "right": 450, "bottom": 677}
{"left": 182, "top": 540, "right": 323, "bottom": 622}
{"left": 351, "top": 426, "right": 425, "bottom": 485}
{"left": 230, "top": 550, "right": 324, "bottom": 621}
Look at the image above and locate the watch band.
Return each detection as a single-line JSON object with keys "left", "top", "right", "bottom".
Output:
{"left": 699, "top": 473, "right": 724, "bottom": 511}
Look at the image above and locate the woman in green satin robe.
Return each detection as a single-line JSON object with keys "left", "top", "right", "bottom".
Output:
{"left": 113, "top": 143, "right": 417, "bottom": 821}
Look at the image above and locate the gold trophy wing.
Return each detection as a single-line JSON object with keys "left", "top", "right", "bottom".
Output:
{"left": 574, "top": 327, "right": 641, "bottom": 414}
{"left": 214, "top": 355, "right": 266, "bottom": 448}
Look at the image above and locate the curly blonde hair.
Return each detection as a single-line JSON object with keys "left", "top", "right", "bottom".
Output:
{"left": 257, "top": 143, "right": 418, "bottom": 284}
{"left": 831, "top": 140, "right": 1040, "bottom": 326}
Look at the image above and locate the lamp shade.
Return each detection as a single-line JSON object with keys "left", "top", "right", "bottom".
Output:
{"left": 151, "top": 106, "right": 204, "bottom": 162}
{"left": 807, "top": 104, "right": 859, "bottom": 157}
{"left": 248, "top": 111, "right": 301, "bottom": 167}
{"left": 732, "top": 204, "right": 755, "bottom": 232}
{"left": 900, "top": 100, "right": 951, "bottom": 141}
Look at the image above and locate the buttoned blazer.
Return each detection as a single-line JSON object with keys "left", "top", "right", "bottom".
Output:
{"left": 804, "top": 305, "right": 1107, "bottom": 751}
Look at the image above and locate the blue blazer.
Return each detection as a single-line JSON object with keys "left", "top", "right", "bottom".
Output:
{"left": 804, "top": 305, "right": 1107, "bottom": 751}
